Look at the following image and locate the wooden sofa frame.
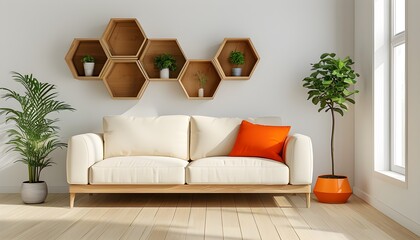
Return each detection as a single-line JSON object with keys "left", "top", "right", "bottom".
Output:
{"left": 69, "top": 184, "right": 311, "bottom": 208}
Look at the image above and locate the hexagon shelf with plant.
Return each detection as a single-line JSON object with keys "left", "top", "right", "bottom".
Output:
{"left": 139, "top": 39, "right": 187, "bottom": 81}
{"left": 101, "top": 18, "right": 147, "bottom": 59}
{"left": 214, "top": 38, "right": 260, "bottom": 80}
{"left": 102, "top": 60, "right": 149, "bottom": 99}
{"left": 65, "top": 38, "right": 109, "bottom": 80}
{"left": 179, "top": 60, "right": 222, "bottom": 100}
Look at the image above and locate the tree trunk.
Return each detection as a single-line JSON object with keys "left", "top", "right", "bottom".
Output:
{"left": 330, "top": 107, "right": 335, "bottom": 176}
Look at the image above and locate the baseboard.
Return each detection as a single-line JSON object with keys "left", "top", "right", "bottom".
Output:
{"left": 353, "top": 187, "right": 420, "bottom": 236}
{"left": 0, "top": 185, "right": 68, "bottom": 193}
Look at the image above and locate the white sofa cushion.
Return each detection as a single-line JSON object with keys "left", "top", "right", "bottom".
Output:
{"left": 103, "top": 115, "right": 190, "bottom": 160}
{"left": 89, "top": 156, "right": 188, "bottom": 184}
{"left": 186, "top": 156, "right": 289, "bottom": 184}
{"left": 190, "top": 116, "right": 282, "bottom": 160}
{"left": 190, "top": 116, "right": 242, "bottom": 160}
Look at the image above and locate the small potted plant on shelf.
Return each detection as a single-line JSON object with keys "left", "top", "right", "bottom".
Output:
{"left": 229, "top": 50, "right": 245, "bottom": 76}
{"left": 303, "top": 53, "right": 359, "bottom": 203}
{"left": 154, "top": 53, "right": 177, "bottom": 79}
{"left": 195, "top": 71, "right": 207, "bottom": 97}
{"left": 0, "top": 72, "right": 75, "bottom": 204}
{"left": 81, "top": 55, "right": 95, "bottom": 77}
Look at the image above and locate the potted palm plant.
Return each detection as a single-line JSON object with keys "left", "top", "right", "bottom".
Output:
{"left": 81, "top": 55, "right": 95, "bottom": 76}
{"left": 0, "top": 72, "right": 74, "bottom": 204}
{"left": 303, "top": 53, "right": 359, "bottom": 203}
{"left": 195, "top": 71, "right": 207, "bottom": 97}
{"left": 229, "top": 50, "right": 245, "bottom": 76}
{"left": 154, "top": 53, "right": 177, "bottom": 79}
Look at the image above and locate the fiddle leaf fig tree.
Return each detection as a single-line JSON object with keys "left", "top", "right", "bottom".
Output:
{"left": 302, "top": 53, "right": 359, "bottom": 176}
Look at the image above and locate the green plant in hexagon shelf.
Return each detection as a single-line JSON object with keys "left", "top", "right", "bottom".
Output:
{"left": 81, "top": 55, "right": 95, "bottom": 76}
{"left": 229, "top": 50, "right": 245, "bottom": 76}
{"left": 154, "top": 53, "right": 177, "bottom": 79}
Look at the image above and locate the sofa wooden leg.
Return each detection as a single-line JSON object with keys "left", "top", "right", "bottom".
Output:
{"left": 70, "top": 193, "right": 76, "bottom": 208}
{"left": 306, "top": 193, "right": 311, "bottom": 208}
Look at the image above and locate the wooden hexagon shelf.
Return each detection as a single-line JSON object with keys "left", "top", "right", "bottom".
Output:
{"left": 102, "top": 60, "right": 149, "bottom": 99}
{"left": 65, "top": 38, "right": 109, "bottom": 80}
{"left": 179, "top": 60, "right": 222, "bottom": 100}
{"left": 101, "top": 18, "right": 147, "bottom": 59}
{"left": 214, "top": 38, "right": 260, "bottom": 80}
{"left": 139, "top": 39, "right": 187, "bottom": 81}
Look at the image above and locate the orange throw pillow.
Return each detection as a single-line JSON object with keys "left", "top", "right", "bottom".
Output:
{"left": 229, "top": 120, "right": 291, "bottom": 162}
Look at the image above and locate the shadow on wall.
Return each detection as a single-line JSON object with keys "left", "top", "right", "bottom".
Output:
{"left": 0, "top": 122, "right": 19, "bottom": 171}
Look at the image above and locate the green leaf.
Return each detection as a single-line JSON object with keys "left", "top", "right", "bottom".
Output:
{"left": 339, "top": 103, "right": 348, "bottom": 110}
{"left": 310, "top": 72, "right": 318, "bottom": 78}
{"left": 333, "top": 108, "right": 344, "bottom": 116}
{"left": 312, "top": 97, "right": 320, "bottom": 105}
{"left": 346, "top": 98, "right": 355, "bottom": 104}
{"left": 344, "top": 78, "right": 353, "bottom": 84}
{"left": 338, "top": 61, "right": 345, "bottom": 69}
{"left": 322, "top": 80, "right": 332, "bottom": 86}
{"left": 320, "top": 53, "right": 329, "bottom": 59}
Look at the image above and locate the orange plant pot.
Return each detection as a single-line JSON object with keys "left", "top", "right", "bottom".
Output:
{"left": 313, "top": 175, "right": 352, "bottom": 203}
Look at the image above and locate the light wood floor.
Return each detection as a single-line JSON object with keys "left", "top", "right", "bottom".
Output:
{"left": 0, "top": 193, "right": 418, "bottom": 240}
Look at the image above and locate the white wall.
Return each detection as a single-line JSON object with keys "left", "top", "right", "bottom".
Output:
{"left": 0, "top": 0, "right": 354, "bottom": 192}
{"left": 354, "top": 0, "right": 420, "bottom": 235}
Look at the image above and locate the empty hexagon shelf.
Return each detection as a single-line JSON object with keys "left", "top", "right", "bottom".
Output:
{"left": 214, "top": 38, "right": 260, "bottom": 80}
{"left": 65, "top": 38, "right": 109, "bottom": 80}
{"left": 139, "top": 39, "right": 187, "bottom": 81}
{"left": 102, "top": 60, "right": 148, "bottom": 99}
{"left": 101, "top": 18, "right": 147, "bottom": 59}
{"left": 179, "top": 60, "right": 222, "bottom": 100}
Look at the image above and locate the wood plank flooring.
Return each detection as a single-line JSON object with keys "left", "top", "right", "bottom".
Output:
{"left": 0, "top": 193, "right": 418, "bottom": 240}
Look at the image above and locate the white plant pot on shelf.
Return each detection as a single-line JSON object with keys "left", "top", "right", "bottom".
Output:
{"left": 198, "top": 88, "right": 204, "bottom": 97}
{"left": 160, "top": 68, "right": 170, "bottom": 79}
{"left": 232, "top": 67, "right": 242, "bottom": 76}
{"left": 83, "top": 62, "right": 95, "bottom": 76}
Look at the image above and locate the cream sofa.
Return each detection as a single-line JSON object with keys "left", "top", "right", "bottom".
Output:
{"left": 66, "top": 115, "right": 313, "bottom": 208}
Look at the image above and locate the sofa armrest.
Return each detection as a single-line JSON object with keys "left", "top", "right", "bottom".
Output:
{"left": 284, "top": 134, "right": 313, "bottom": 185}
{"left": 66, "top": 133, "right": 104, "bottom": 184}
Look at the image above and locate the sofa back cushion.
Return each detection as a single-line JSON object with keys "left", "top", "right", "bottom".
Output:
{"left": 103, "top": 115, "right": 190, "bottom": 160}
{"left": 190, "top": 116, "right": 282, "bottom": 160}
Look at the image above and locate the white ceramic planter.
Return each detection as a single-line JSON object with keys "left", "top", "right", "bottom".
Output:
{"left": 160, "top": 68, "right": 170, "bottom": 79}
{"left": 232, "top": 67, "right": 242, "bottom": 76}
{"left": 198, "top": 88, "right": 204, "bottom": 97}
{"left": 21, "top": 181, "right": 48, "bottom": 204}
{"left": 83, "top": 62, "right": 95, "bottom": 76}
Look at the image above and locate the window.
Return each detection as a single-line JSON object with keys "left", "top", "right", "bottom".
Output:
{"left": 390, "top": 0, "right": 406, "bottom": 174}
{"left": 374, "top": 0, "right": 406, "bottom": 178}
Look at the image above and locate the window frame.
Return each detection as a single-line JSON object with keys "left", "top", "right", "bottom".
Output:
{"left": 389, "top": 0, "right": 406, "bottom": 175}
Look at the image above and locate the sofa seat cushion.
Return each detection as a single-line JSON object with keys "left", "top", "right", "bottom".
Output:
{"left": 89, "top": 156, "right": 188, "bottom": 184}
{"left": 186, "top": 156, "right": 289, "bottom": 184}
